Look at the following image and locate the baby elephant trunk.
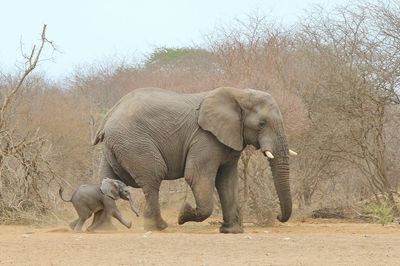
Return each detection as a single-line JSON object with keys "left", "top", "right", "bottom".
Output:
{"left": 127, "top": 195, "right": 140, "bottom": 217}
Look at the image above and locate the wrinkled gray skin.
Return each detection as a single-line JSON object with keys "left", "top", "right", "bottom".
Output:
{"left": 93, "top": 87, "right": 292, "bottom": 233}
{"left": 59, "top": 178, "right": 139, "bottom": 232}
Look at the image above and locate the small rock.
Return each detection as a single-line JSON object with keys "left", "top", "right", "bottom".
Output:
{"left": 243, "top": 222, "right": 255, "bottom": 226}
{"left": 283, "top": 237, "right": 291, "bottom": 241}
{"left": 143, "top": 231, "right": 152, "bottom": 238}
{"left": 244, "top": 235, "right": 253, "bottom": 240}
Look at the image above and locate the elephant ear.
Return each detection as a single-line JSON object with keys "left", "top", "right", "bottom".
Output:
{"left": 198, "top": 87, "right": 244, "bottom": 151}
{"left": 100, "top": 178, "right": 120, "bottom": 200}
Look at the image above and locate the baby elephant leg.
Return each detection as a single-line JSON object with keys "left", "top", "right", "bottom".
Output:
{"left": 73, "top": 206, "right": 92, "bottom": 233}
{"left": 103, "top": 198, "right": 132, "bottom": 229}
{"left": 91, "top": 210, "right": 117, "bottom": 230}
{"left": 112, "top": 209, "right": 132, "bottom": 229}
{"left": 87, "top": 211, "right": 108, "bottom": 232}
{"left": 73, "top": 215, "right": 90, "bottom": 233}
{"left": 69, "top": 218, "right": 79, "bottom": 230}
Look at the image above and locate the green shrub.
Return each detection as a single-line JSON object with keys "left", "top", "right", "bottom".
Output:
{"left": 366, "top": 200, "right": 394, "bottom": 226}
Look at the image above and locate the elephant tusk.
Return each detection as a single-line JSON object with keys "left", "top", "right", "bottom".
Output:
{"left": 289, "top": 149, "right": 298, "bottom": 156}
{"left": 264, "top": 151, "right": 274, "bottom": 159}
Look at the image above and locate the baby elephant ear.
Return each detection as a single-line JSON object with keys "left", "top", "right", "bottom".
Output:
{"left": 100, "top": 178, "right": 120, "bottom": 200}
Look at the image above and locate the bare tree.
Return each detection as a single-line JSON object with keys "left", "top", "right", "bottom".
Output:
{"left": 298, "top": 2, "right": 400, "bottom": 212}
{"left": 0, "top": 25, "right": 64, "bottom": 223}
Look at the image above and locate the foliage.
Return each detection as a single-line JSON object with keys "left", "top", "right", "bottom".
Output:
{"left": 146, "top": 47, "right": 195, "bottom": 64}
{"left": 366, "top": 199, "right": 394, "bottom": 226}
{"left": 145, "top": 47, "right": 214, "bottom": 70}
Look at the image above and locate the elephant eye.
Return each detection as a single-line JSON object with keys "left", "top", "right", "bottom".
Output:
{"left": 259, "top": 121, "right": 266, "bottom": 128}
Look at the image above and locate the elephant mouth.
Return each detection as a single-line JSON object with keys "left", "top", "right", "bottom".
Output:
{"left": 120, "top": 193, "right": 130, "bottom": 201}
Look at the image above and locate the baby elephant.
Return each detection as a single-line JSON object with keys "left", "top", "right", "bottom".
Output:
{"left": 59, "top": 178, "right": 139, "bottom": 232}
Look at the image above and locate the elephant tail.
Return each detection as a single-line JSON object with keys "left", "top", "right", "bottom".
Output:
{"left": 92, "top": 92, "right": 132, "bottom": 145}
{"left": 93, "top": 112, "right": 109, "bottom": 145}
{"left": 92, "top": 128, "right": 105, "bottom": 145}
{"left": 58, "top": 187, "right": 72, "bottom": 202}
{"left": 92, "top": 109, "right": 112, "bottom": 145}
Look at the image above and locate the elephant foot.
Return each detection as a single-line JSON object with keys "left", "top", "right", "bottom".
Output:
{"left": 144, "top": 217, "right": 168, "bottom": 231}
{"left": 178, "top": 203, "right": 195, "bottom": 225}
{"left": 126, "top": 221, "right": 132, "bottom": 229}
{"left": 178, "top": 202, "right": 213, "bottom": 224}
{"left": 86, "top": 227, "right": 95, "bottom": 233}
{"left": 96, "top": 221, "right": 118, "bottom": 231}
{"left": 69, "top": 222, "right": 76, "bottom": 230}
{"left": 73, "top": 228, "right": 83, "bottom": 233}
{"left": 219, "top": 223, "right": 244, "bottom": 234}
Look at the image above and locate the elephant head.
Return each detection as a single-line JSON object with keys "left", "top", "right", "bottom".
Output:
{"left": 101, "top": 178, "right": 122, "bottom": 200}
{"left": 101, "top": 178, "right": 140, "bottom": 217}
{"left": 198, "top": 87, "right": 293, "bottom": 222}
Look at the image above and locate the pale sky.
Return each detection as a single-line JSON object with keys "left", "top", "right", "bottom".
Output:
{"left": 0, "top": 0, "right": 350, "bottom": 79}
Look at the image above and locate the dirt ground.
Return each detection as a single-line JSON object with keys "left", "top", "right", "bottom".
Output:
{"left": 1, "top": 214, "right": 400, "bottom": 266}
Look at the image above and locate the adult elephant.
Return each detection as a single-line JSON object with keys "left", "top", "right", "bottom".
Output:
{"left": 93, "top": 87, "right": 295, "bottom": 233}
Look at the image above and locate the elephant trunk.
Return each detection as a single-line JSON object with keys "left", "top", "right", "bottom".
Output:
{"left": 269, "top": 155, "right": 291, "bottom": 222}
{"left": 127, "top": 195, "right": 140, "bottom": 217}
{"left": 261, "top": 124, "right": 292, "bottom": 223}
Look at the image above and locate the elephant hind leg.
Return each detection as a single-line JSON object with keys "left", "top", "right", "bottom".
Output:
{"left": 116, "top": 140, "right": 168, "bottom": 231}
{"left": 87, "top": 210, "right": 107, "bottom": 232}
{"left": 142, "top": 184, "right": 168, "bottom": 231}
{"left": 72, "top": 204, "right": 93, "bottom": 232}
{"left": 69, "top": 218, "right": 79, "bottom": 230}
{"left": 88, "top": 210, "right": 118, "bottom": 231}
{"left": 101, "top": 149, "right": 140, "bottom": 188}
{"left": 73, "top": 214, "right": 91, "bottom": 233}
{"left": 98, "top": 152, "right": 118, "bottom": 181}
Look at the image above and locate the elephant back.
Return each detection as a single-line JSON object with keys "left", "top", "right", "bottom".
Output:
{"left": 92, "top": 88, "right": 204, "bottom": 145}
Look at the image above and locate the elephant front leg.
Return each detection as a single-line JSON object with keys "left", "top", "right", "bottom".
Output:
{"left": 178, "top": 175, "right": 215, "bottom": 225}
{"left": 215, "top": 161, "right": 243, "bottom": 234}
{"left": 111, "top": 209, "right": 132, "bottom": 229}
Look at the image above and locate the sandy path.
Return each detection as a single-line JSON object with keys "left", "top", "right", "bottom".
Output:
{"left": 0, "top": 221, "right": 399, "bottom": 266}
